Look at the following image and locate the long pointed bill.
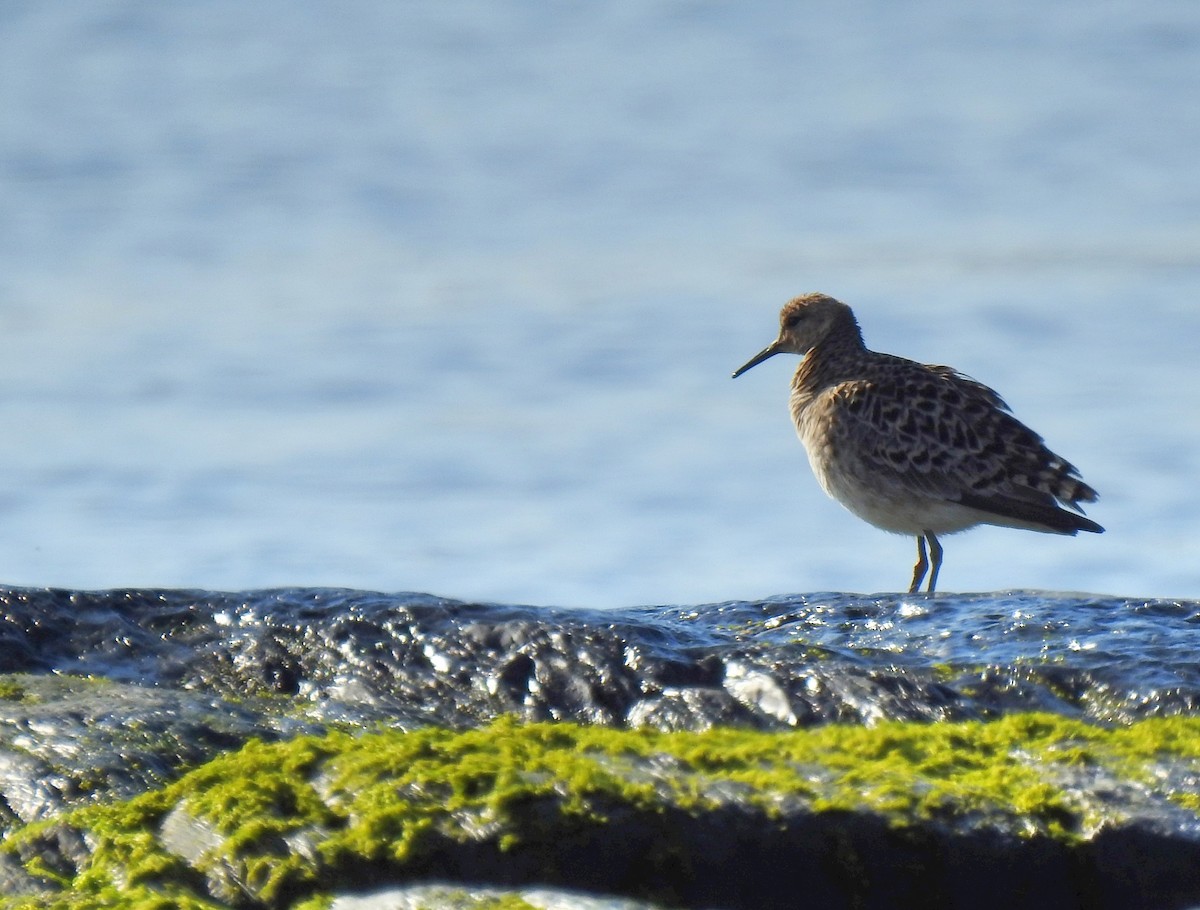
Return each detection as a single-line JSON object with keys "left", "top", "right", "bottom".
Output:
{"left": 732, "top": 341, "right": 783, "bottom": 378}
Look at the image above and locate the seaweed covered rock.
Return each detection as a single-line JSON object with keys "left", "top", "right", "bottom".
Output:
{"left": 3, "top": 715, "right": 1200, "bottom": 910}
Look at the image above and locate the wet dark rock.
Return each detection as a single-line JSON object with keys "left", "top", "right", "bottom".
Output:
{"left": 0, "top": 586, "right": 1194, "bottom": 822}
{"left": 0, "top": 586, "right": 1197, "bottom": 908}
{"left": 0, "top": 674, "right": 320, "bottom": 824}
{"left": 0, "top": 587, "right": 1196, "bottom": 741}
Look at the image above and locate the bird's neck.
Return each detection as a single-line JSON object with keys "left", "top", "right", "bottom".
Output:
{"left": 793, "top": 310, "right": 867, "bottom": 392}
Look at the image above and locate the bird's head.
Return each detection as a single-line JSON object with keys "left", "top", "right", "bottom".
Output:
{"left": 732, "top": 293, "right": 854, "bottom": 377}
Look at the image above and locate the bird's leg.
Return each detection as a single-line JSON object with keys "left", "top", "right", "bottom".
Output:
{"left": 925, "top": 532, "right": 943, "bottom": 593}
{"left": 908, "top": 536, "right": 928, "bottom": 593}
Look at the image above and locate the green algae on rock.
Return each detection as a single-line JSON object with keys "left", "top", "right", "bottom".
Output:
{"left": 2, "top": 713, "right": 1200, "bottom": 910}
{"left": 0, "top": 671, "right": 329, "bottom": 836}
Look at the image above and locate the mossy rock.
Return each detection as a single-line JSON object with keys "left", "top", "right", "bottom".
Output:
{"left": 3, "top": 714, "right": 1200, "bottom": 910}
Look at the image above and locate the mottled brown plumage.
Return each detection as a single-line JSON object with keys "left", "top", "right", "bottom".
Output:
{"left": 733, "top": 293, "right": 1102, "bottom": 593}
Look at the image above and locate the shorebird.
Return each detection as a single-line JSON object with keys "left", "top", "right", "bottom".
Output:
{"left": 732, "top": 293, "right": 1102, "bottom": 593}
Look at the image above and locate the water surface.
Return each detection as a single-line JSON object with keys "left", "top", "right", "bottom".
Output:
{"left": 0, "top": 2, "right": 1197, "bottom": 605}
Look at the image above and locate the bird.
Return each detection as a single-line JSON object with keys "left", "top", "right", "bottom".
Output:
{"left": 732, "top": 293, "right": 1102, "bottom": 593}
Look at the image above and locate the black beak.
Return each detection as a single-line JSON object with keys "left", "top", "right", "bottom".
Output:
{"left": 732, "top": 341, "right": 782, "bottom": 378}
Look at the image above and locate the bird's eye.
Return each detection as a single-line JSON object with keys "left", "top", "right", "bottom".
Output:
{"left": 784, "top": 312, "right": 803, "bottom": 329}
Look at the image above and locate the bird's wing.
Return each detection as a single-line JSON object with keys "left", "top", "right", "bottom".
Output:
{"left": 823, "top": 368, "right": 1097, "bottom": 522}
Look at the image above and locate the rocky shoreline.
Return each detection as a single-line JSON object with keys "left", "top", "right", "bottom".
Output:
{"left": 0, "top": 586, "right": 1196, "bottom": 909}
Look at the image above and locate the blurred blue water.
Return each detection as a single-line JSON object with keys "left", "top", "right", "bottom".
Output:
{"left": 0, "top": 1, "right": 1197, "bottom": 606}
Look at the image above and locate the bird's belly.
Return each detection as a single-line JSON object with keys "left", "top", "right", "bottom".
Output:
{"left": 801, "top": 436, "right": 982, "bottom": 536}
